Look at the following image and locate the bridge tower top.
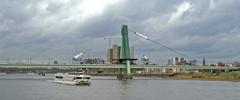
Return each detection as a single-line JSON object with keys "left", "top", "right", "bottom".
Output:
{"left": 120, "top": 25, "right": 131, "bottom": 59}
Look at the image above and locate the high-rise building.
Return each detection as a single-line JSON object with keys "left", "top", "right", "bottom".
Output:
{"left": 112, "top": 45, "right": 121, "bottom": 59}
{"left": 168, "top": 57, "right": 186, "bottom": 65}
{"left": 112, "top": 45, "right": 121, "bottom": 64}
{"left": 203, "top": 57, "right": 206, "bottom": 66}
{"left": 168, "top": 59, "right": 172, "bottom": 65}
{"left": 106, "top": 48, "right": 113, "bottom": 64}
{"left": 106, "top": 44, "right": 135, "bottom": 64}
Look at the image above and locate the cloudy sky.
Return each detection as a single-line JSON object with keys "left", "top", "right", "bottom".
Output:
{"left": 0, "top": 0, "right": 240, "bottom": 64}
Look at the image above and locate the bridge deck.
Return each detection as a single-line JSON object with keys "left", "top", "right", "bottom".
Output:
{"left": 0, "top": 64, "right": 239, "bottom": 70}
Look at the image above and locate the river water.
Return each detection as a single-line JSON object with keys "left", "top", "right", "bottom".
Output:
{"left": 0, "top": 74, "right": 239, "bottom": 100}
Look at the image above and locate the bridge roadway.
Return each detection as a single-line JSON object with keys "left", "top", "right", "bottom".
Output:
{"left": 0, "top": 64, "right": 239, "bottom": 70}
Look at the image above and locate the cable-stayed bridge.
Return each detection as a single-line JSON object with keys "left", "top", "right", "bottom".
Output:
{"left": 1, "top": 25, "right": 239, "bottom": 78}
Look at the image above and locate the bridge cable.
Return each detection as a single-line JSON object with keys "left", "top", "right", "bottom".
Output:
{"left": 130, "top": 31, "right": 196, "bottom": 61}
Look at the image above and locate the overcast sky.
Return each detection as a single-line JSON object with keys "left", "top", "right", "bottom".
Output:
{"left": 0, "top": 0, "right": 240, "bottom": 64}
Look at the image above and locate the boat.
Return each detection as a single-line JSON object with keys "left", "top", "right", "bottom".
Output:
{"left": 27, "top": 72, "right": 35, "bottom": 75}
{"left": 54, "top": 72, "right": 91, "bottom": 86}
{"left": 0, "top": 72, "right": 7, "bottom": 75}
{"left": 38, "top": 72, "right": 46, "bottom": 76}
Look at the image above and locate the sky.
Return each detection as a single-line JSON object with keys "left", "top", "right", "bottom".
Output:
{"left": 0, "top": 0, "right": 240, "bottom": 64}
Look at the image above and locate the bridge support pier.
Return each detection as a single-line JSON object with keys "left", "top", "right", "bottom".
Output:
{"left": 126, "top": 60, "right": 133, "bottom": 79}
{"left": 117, "top": 74, "right": 133, "bottom": 79}
{"left": 117, "top": 61, "right": 133, "bottom": 79}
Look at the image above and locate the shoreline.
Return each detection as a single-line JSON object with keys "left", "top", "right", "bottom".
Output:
{"left": 164, "top": 77, "right": 240, "bottom": 82}
{"left": 164, "top": 72, "right": 240, "bottom": 82}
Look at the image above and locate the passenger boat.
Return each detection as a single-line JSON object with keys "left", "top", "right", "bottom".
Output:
{"left": 0, "top": 72, "right": 6, "bottom": 75}
{"left": 54, "top": 72, "right": 91, "bottom": 86}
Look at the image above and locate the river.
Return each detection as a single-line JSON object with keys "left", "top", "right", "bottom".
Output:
{"left": 0, "top": 74, "right": 239, "bottom": 100}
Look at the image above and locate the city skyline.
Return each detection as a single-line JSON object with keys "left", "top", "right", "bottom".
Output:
{"left": 0, "top": 0, "right": 240, "bottom": 63}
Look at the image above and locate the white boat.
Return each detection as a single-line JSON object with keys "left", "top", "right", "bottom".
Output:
{"left": 54, "top": 72, "right": 91, "bottom": 86}
{"left": 0, "top": 72, "right": 6, "bottom": 75}
{"left": 27, "top": 72, "right": 35, "bottom": 75}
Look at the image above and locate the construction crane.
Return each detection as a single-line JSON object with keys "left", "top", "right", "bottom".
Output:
{"left": 141, "top": 54, "right": 150, "bottom": 65}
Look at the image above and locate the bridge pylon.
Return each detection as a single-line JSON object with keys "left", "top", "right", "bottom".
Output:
{"left": 117, "top": 25, "right": 133, "bottom": 79}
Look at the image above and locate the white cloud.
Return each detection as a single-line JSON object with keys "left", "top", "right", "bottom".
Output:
{"left": 59, "top": 0, "right": 121, "bottom": 23}
{"left": 210, "top": 0, "right": 216, "bottom": 9}
{"left": 79, "top": 0, "right": 120, "bottom": 18}
{"left": 168, "top": 2, "right": 192, "bottom": 24}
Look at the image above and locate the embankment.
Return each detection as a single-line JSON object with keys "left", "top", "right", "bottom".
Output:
{"left": 165, "top": 71, "right": 240, "bottom": 82}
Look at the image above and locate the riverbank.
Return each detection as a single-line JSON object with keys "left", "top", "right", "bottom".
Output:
{"left": 165, "top": 71, "right": 240, "bottom": 82}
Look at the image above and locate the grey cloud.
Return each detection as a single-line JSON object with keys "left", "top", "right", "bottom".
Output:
{"left": 0, "top": 0, "right": 240, "bottom": 64}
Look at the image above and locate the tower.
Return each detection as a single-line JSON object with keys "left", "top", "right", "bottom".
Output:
{"left": 118, "top": 25, "right": 133, "bottom": 79}
{"left": 203, "top": 57, "right": 206, "bottom": 66}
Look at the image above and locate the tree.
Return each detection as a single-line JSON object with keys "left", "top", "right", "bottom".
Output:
{"left": 53, "top": 61, "right": 58, "bottom": 64}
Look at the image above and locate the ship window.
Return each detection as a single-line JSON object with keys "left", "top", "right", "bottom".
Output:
{"left": 56, "top": 76, "right": 63, "bottom": 79}
{"left": 84, "top": 77, "right": 90, "bottom": 79}
{"left": 75, "top": 77, "right": 83, "bottom": 79}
